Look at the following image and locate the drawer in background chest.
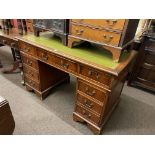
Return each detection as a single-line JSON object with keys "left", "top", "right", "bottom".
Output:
{"left": 19, "top": 41, "right": 36, "bottom": 56}
{"left": 71, "top": 19, "right": 126, "bottom": 31}
{"left": 23, "top": 65, "right": 40, "bottom": 82}
{"left": 79, "top": 65, "right": 113, "bottom": 88}
{"left": 21, "top": 53, "right": 39, "bottom": 70}
{"left": 77, "top": 79, "right": 108, "bottom": 103}
{"left": 70, "top": 24, "right": 121, "bottom": 46}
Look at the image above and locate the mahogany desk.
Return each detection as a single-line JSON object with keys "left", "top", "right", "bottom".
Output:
{"left": 0, "top": 28, "right": 21, "bottom": 73}
{"left": 17, "top": 33, "right": 137, "bottom": 134}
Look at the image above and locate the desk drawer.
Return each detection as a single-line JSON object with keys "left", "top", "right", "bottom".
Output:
{"left": 77, "top": 80, "right": 107, "bottom": 103}
{"left": 21, "top": 53, "right": 39, "bottom": 70}
{"left": 24, "top": 76, "right": 40, "bottom": 91}
{"left": 0, "top": 36, "right": 18, "bottom": 48}
{"left": 75, "top": 104, "right": 100, "bottom": 125}
{"left": 79, "top": 65, "right": 112, "bottom": 87}
{"left": 77, "top": 93, "right": 104, "bottom": 115}
{"left": 23, "top": 65, "right": 39, "bottom": 82}
{"left": 70, "top": 24, "right": 121, "bottom": 46}
{"left": 19, "top": 41, "right": 36, "bottom": 56}
{"left": 71, "top": 19, "right": 126, "bottom": 31}
{"left": 54, "top": 56, "right": 78, "bottom": 74}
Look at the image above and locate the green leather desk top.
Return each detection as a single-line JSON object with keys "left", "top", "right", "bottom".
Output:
{"left": 21, "top": 33, "right": 130, "bottom": 70}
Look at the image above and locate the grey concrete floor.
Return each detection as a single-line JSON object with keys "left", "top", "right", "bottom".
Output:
{"left": 0, "top": 46, "right": 155, "bottom": 135}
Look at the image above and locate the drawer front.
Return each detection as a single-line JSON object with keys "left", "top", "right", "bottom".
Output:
{"left": 70, "top": 24, "right": 121, "bottom": 46}
{"left": 54, "top": 55, "right": 78, "bottom": 74}
{"left": 75, "top": 104, "right": 100, "bottom": 124}
{"left": 21, "top": 53, "right": 39, "bottom": 70}
{"left": 79, "top": 65, "right": 112, "bottom": 87}
{"left": 0, "top": 36, "right": 18, "bottom": 48}
{"left": 24, "top": 76, "right": 40, "bottom": 91}
{"left": 78, "top": 80, "right": 107, "bottom": 103}
{"left": 137, "top": 65, "right": 155, "bottom": 83}
{"left": 77, "top": 93, "right": 104, "bottom": 114}
{"left": 19, "top": 41, "right": 36, "bottom": 56}
{"left": 144, "top": 49, "right": 155, "bottom": 65}
{"left": 46, "top": 19, "right": 65, "bottom": 32}
{"left": 23, "top": 65, "right": 39, "bottom": 82}
{"left": 71, "top": 19, "right": 126, "bottom": 31}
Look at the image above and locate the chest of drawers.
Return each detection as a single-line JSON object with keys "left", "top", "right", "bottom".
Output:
{"left": 68, "top": 19, "right": 139, "bottom": 62}
{"left": 128, "top": 34, "right": 155, "bottom": 93}
{"left": 33, "top": 19, "right": 69, "bottom": 45}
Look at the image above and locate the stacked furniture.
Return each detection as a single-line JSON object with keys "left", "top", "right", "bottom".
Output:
{"left": 68, "top": 19, "right": 139, "bottom": 62}
{"left": 128, "top": 32, "right": 155, "bottom": 92}
{"left": 33, "top": 19, "right": 69, "bottom": 45}
{"left": 17, "top": 32, "right": 137, "bottom": 134}
{"left": 26, "top": 19, "right": 34, "bottom": 33}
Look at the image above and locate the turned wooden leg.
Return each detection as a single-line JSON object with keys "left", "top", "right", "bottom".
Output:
{"left": 68, "top": 36, "right": 81, "bottom": 48}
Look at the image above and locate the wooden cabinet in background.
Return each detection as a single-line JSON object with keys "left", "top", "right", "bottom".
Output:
{"left": 128, "top": 33, "right": 155, "bottom": 93}
{"left": 33, "top": 19, "right": 69, "bottom": 45}
{"left": 68, "top": 19, "right": 139, "bottom": 62}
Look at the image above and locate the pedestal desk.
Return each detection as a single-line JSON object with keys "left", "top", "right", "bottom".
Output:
{"left": 17, "top": 33, "right": 137, "bottom": 134}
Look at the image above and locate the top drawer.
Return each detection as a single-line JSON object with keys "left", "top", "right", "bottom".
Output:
{"left": 19, "top": 41, "right": 36, "bottom": 56}
{"left": 71, "top": 19, "right": 126, "bottom": 31}
{"left": 79, "top": 65, "right": 113, "bottom": 87}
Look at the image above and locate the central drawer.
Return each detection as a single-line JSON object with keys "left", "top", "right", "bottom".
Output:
{"left": 70, "top": 24, "right": 121, "bottom": 46}
{"left": 71, "top": 19, "right": 126, "bottom": 31}
{"left": 77, "top": 80, "right": 108, "bottom": 103}
{"left": 54, "top": 55, "right": 78, "bottom": 74}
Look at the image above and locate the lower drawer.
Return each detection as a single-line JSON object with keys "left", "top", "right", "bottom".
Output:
{"left": 24, "top": 76, "right": 40, "bottom": 91}
{"left": 75, "top": 104, "right": 100, "bottom": 125}
{"left": 77, "top": 93, "right": 104, "bottom": 115}
{"left": 23, "top": 65, "right": 39, "bottom": 82}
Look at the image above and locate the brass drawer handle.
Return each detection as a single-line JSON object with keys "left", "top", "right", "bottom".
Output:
{"left": 41, "top": 53, "right": 48, "bottom": 61}
{"left": 2, "top": 40, "right": 7, "bottom": 44}
{"left": 103, "top": 34, "right": 113, "bottom": 42}
{"left": 106, "top": 19, "right": 117, "bottom": 26}
{"left": 85, "top": 87, "right": 96, "bottom": 96}
{"left": 88, "top": 70, "right": 93, "bottom": 76}
{"left": 60, "top": 60, "right": 69, "bottom": 69}
{"left": 11, "top": 42, "right": 16, "bottom": 47}
{"left": 84, "top": 99, "right": 93, "bottom": 108}
{"left": 75, "top": 29, "right": 84, "bottom": 35}
{"left": 24, "top": 47, "right": 30, "bottom": 52}
{"left": 82, "top": 110, "right": 91, "bottom": 118}
{"left": 96, "top": 73, "right": 100, "bottom": 79}
{"left": 27, "top": 60, "right": 32, "bottom": 66}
